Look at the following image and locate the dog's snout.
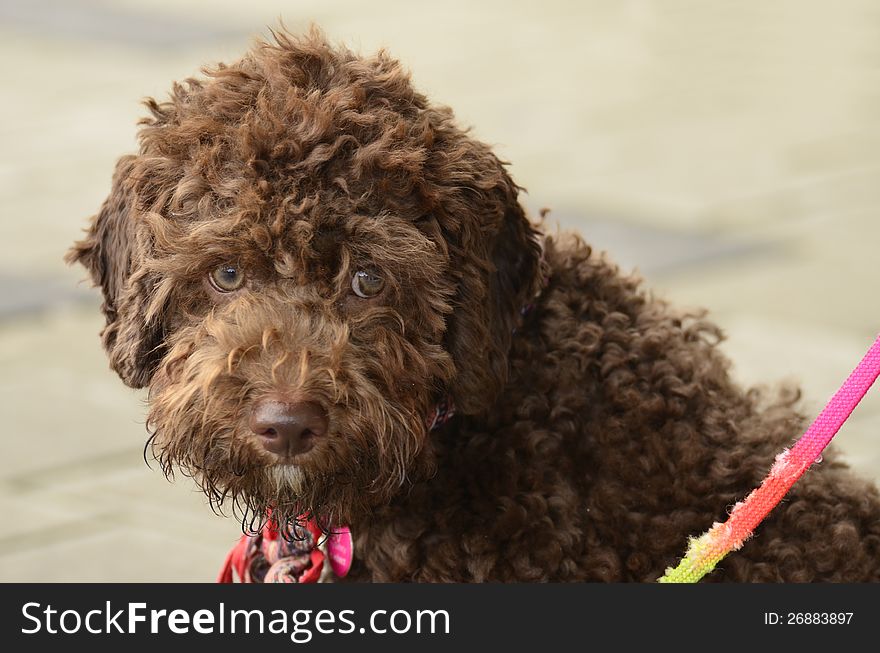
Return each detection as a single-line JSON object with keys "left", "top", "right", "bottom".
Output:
{"left": 249, "top": 399, "right": 328, "bottom": 457}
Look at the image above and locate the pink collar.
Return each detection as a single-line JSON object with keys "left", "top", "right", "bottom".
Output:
{"left": 217, "top": 516, "right": 353, "bottom": 584}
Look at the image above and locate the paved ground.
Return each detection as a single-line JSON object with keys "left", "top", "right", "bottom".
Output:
{"left": 1, "top": 0, "right": 878, "bottom": 581}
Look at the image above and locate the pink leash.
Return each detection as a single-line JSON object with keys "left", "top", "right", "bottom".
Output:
{"left": 660, "top": 333, "right": 880, "bottom": 582}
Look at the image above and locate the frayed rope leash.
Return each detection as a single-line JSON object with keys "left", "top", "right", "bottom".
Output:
{"left": 659, "top": 333, "right": 880, "bottom": 583}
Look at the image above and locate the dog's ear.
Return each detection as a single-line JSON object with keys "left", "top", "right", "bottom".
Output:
{"left": 432, "top": 138, "right": 543, "bottom": 415}
{"left": 66, "top": 155, "right": 165, "bottom": 388}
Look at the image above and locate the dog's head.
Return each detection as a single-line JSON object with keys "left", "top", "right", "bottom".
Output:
{"left": 67, "top": 29, "right": 542, "bottom": 528}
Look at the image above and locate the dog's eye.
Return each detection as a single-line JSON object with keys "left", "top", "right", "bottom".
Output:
{"left": 351, "top": 270, "right": 384, "bottom": 298}
{"left": 209, "top": 264, "right": 245, "bottom": 292}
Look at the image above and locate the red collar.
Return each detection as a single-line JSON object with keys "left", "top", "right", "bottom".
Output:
{"left": 217, "top": 515, "right": 354, "bottom": 584}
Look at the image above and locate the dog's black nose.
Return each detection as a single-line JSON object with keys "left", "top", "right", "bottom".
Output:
{"left": 249, "top": 399, "right": 328, "bottom": 457}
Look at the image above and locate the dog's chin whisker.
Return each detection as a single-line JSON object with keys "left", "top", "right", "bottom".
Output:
{"left": 234, "top": 499, "right": 262, "bottom": 535}
{"left": 202, "top": 476, "right": 228, "bottom": 509}
{"left": 142, "top": 433, "right": 159, "bottom": 470}
{"left": 265, "top": 463, "right": 307, "bottom": 494}
{"left": 206, "top": 489, "right": 229, "bottom": 518}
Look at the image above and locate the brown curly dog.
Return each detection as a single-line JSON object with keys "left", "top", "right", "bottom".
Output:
{"left": 68, "top": 29, "right": 880, "bottom": 582}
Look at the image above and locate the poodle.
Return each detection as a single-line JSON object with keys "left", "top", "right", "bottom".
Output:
{"left": 68, "top": 29, "right": 880, "bottom": 582}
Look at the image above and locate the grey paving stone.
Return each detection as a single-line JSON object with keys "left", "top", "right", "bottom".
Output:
{"left": 0, "top": 275, "right": 96, "bottom": 319}
{"left": 0, "top": 0, "right": 249, "bottom": 49}
{"left": 543, "top": 212, "right": 776, "bottom": 279}
{"left": 0, "top": 527, "right": 230, "bottom": 582}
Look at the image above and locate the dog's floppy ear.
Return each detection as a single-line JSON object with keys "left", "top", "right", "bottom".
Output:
{"left": 66, "top": 155, "right": 165, "bottom": 388}
{"left": 432, "top": 138, "right": 543, "bottom": 415}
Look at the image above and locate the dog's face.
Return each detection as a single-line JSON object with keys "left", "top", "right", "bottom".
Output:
{"left": 68, "top": 30, "right": 542, "bottom": 529}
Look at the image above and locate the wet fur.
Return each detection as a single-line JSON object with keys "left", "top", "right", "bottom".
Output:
{"left": 68, "top": 29, "right": 880, "bottom": 581}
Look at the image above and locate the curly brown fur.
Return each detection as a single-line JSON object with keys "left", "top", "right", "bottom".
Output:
{"left": 68, "top": 28, "right": 880, "bottom": 581}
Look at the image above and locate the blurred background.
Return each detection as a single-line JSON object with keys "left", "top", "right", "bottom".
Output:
{"left": 1, "top": 0, "right": 878, "bottom": 581}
